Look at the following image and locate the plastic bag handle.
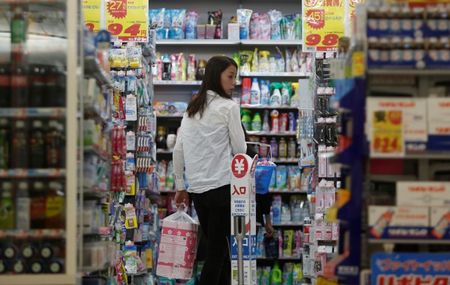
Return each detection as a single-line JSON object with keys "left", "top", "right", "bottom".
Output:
{"left": 246, "top": 141, "right": 272, "bottom": 161}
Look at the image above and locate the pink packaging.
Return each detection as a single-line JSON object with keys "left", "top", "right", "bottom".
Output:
{"left": 250, "top": 13, "right": 271, "bottom": 40}
{"left": 205, "top": 25, "right": 216, "bottom": 39}
{"left": 196, "top": 25, "right": 206, "bottom": 39}
{"left": 157, "top": 209, "right": 199, "bottom": 280}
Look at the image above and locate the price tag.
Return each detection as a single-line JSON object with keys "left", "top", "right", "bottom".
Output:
{"left": 105, "top": 0, "right": 148, "bottom": 42}
{"left": 302, "top": 0, "right": 345, "bottom": 52}
{"left": 371, "top": 110, "right": 405, "bottom": 157}
{"left": 83, "top": 0, "right": 102, "bottom": 32}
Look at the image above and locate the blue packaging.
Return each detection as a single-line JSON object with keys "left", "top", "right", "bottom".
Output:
{"left": 288, "top": 112, "right": 296, "bottom": 132}
{"left": 276, "top": 165, "right": 287, "bottom": 190}
{"left": 185, "top": 11, "right": 199, "bottom": 39}
{"left": 269, "top": 165, "right": 277, "bottom": 189}
{"left": 149, "top": 9, "right": 168, "bottom": 39}
{"left": 168, "top": 9, "right": 186, "bottom": 40}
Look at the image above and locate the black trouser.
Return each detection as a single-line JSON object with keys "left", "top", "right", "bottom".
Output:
{"left": 190, "top": 184, "right": 231, "bottom": 285}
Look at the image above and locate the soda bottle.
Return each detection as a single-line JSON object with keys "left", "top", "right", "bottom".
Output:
{"left": 44, "top": 181, "right": 65, "bottom": 229}
{"left": 16, "top": 181, "right": 30, "bottom": 230}
{"left": 11, "top": 120, "right": 28, "bottom": 168}
{"left": 10, "top": 5, "right": 27, "bottom": 63}
{"left": 30, "top": 181, "right": 46, "bottom": 229}
{"left": 0, "top": 182, "right": 14, "bottom": 229}
{"left": 0, "top": 65, "right": 11, "bottom": 106}
{"left": 10, "top": 65, "right": 28, "bottom": 107}
{"left": 29, "top": 65, "right": 46, "bottom": 107}
{"left": 46, "top": 121, "right": 63, "bottom": 168}
{"left": 29, "top": 120, "right": 46, "bottom": 168}
{"left": 0, "top": 119, "right": 9, "bottom": 169}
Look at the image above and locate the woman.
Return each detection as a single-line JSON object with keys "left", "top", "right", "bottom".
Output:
{"left": 173, "top": 56, "right": 246, "bottom": 285}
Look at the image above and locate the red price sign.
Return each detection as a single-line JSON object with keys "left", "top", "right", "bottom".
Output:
{"left": 106, "top": 0, "right": 148, "bottom": 42}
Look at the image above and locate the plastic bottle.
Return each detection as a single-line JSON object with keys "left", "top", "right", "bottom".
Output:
{"left": 12, "top": 260, "right": 26, "bottom": 274}
{"left": 280, "top": 113, "right": 289, "bottom": 132}
{"left": 29, "top": 65, "right": 46, "bottom": 107}
{"left": 262, "top": 110, "right": 270, "bottom": 133}
{"left": 0, "top": 65, "right": 10, "bottom": 106}
{"left": 29, "top": 120, "right": 46, "bottom": 168}
{"left": 30, "top": 182, "right": 46, "bottom": 229}
{"left": 0, "top": 119, "right": 9, "bottom": 169}
{"left": 11, "top": 120, "right": 28, "bottom": 168}
{"left": 259, "top": 137, "right": 269, "bottom": 158}
{"left": 270, "top": 137, "right": 278, "bottom": 159}
{"left": 279, "top": 138, "right": 287, "bottom": 159}
{"left": 288, "top": 138, "right": 297, "bottom": 159}
{"left": 241, "top": 110, "right": 252, "bottom": 131}
{"left": 259, "top": 50, "right": 271, "bottom": 72}
{"left": 45, "top": 121, "right": 63, "bottom": 168}
{"left": 241, "top": 78, "right": 252, "bottom": 105}
{"left": 271, "top": 110, "right": 280, "bottom": 133}
{"left": 16, "top": 181, "right": 30, "bottom": 230}
{"left": 162, "top": 54, "right": 171, "bottom": 80}
{"left": 10, "top": 65, "right": 28, "bottom": 108}
{"left": 270, "top": 263, "right": 283, "bottom": 285}
{"left": 288, "top": 112, "right": 297, "bottom": 132}
{"left": 252, "top": 112, "right": 262, "bottom": 132}
{"left": 156, "top": 126, "right": 167, "bottom": 150}
{"left": 10, "top": 6, "right": 26, "bottom": 63}
{"left": 270, "top": 88, "right": 282, "bottom": 107}
{"left": 0, "top": 182, "right": 14, "bottom": 229}
{"left": 260, "top": 80, "right": 271, "bottom": 106}
{"left": 250, "top": 78, "right": 261, "bottom": 105}
{"left": 281, "top": 83, "right": 291, "bottom": 106}
{"left": 45, "top": 182, "right": 65, "bottom": 229}
{"left": 187, "top": 54, "right": 196, "bottom": 81}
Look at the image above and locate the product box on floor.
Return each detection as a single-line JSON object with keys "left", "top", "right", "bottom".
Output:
{"left": 396, "top": 181, "right": 450, "bottom": 207}
{"left": 368, "top": 206, "right": 429, "bottom": 239}
{"left": 367, "top": 98, "right": 427, "bottom": 151}
{"left": 427, "top": 97, "right": 450, "bottom": 150}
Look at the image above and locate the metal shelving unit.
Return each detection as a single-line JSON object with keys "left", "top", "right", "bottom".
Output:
{"left": 0, "top": 108, "right": 66, "bottom": 118}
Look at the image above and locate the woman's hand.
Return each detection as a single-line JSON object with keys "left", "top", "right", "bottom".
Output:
{"left": 175, "top": 190, "right": 189, "bottom": 208}
{"left": 264, "top": 220, "right": 275, "bottom": 238}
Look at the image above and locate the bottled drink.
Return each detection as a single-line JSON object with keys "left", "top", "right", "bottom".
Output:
{"left": 3, "top": 242, "right": 17, "bottom": 259}
{"left": 0, "top": 119, "right": 9, "bottom": 169}
{"left": 270, "top": 137, "right": 278, "bottom": 159}
{"left": 10, "top": 65, "right": 28, "bottom": 107}
{"left": 30, "top": 181, "right": 46, "bottom": 229}
{"left": 30, "top": 260, "right": 44, "bottom": 274}
{"left": 12, "top": 260, "right": 26, "bottom": 274}
{"left": 156, "top": 126, "right": 167, "bottom": 149}
{"left": 45, "top": 121, "right": 63, "bottom": 168}
{"left": 48, "top": 259, "right": 63, "bottom": 273}
{"left": 44, "top": 182, "right": 65, "bottom": 229}
{"left": 29, "top": 65, "right": 46, "bottom": 107}
{"left": 279, "top": 138, "right": 287, "bottom": 159}
{"left": 0, "top": 260, "right": 7, "bottom": 273}
{"left": 0, "top": 182, "right": 14, "bottom": 229}
{"left": 11, "top": 120, "right": 28, "bottom": 168}
{"left": 29, "top": 120, "right": 46, "bottom": 168}
{"left": 21, "top": 243, "right": 36, "bottom": 259}
{"left": 53, "top": 66, "right": 66, "bottom": 107}
{"left": 10, "top": 5, "right": 27, "bottom": 64}
{"left": 288, "top": 138, "right": 297, "bottom": 159}
{"left": 0, "top": 65, "right": 11, "bottom": 106}
{"left": 16, "top": 181, "right": 30, "bottom": 230}
{"left": 45, "top": 66, "right": 57, "bottom": 107}
{"left": 40, "top": 243, "right": 60, "bottom": 259}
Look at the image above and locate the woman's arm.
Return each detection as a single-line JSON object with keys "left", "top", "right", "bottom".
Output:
{"left": 173, "top": 127, "right": 185, "bottom": 191}
{"left": 228, "top": 103, "right": 247, "bottom": 155}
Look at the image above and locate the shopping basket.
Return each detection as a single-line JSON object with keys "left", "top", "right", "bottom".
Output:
{"left": 247, "top": 142, "right": 276, "bottom": 195}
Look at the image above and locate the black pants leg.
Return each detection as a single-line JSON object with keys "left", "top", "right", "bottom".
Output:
{"left": 191, "top": 185, "right": 231, "bottom": 285}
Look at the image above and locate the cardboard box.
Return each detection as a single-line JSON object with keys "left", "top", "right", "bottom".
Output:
{"left": 396, "top": 181, "right": 450, "bottom": 207}
{"left": 430, "top": 207, "right": 450, "bottom": 239}
{"left": 368, "top": 206, "right": 429, "bottom": 239}
{"left": 228, "top": 23, "right": 239, "bottom": 40}
{"left": 367, "top": 98, "right": 427, "bottom": 151}
{"left": 427, "top": 97, "right": 450, "bottom": 150}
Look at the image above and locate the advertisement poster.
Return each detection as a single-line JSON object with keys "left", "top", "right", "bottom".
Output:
{"left": 370, "top": 109, "right": 405, "bottom": 157}
{"left": 83, "top": 0, "right": 102, "bottom": 33}
{"left": 371, "top": 253, "right": 450, "bottom": 285}
{"left": 302, "top": 0, "right": 345, "bottom": 52}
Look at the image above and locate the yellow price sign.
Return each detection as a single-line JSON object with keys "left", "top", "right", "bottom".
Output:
{"left": 83, "top": 0, "right": 102, "bottom": 33}
{"left": 303, "top": 0, "right": 345, "bottom": 52}
{"left": 106, "top": 0, "right": 148, "bottom": 42}
{"left": 371, "top": 110, "right": 405, "bottom": 157}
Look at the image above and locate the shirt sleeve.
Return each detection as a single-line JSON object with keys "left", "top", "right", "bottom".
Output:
{"left": 228, "top": 103, "right": 247, "bottom": 155}
{"left": 173, "top": 126, "right": 186, "bottom": 191}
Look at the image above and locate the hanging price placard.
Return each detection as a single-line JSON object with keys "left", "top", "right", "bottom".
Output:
{"left": 83, "top": 0, "right": 102, "bottom": 33}
{"left": 302, "top": 0, "right": 345, "bottom": 52}
{"left": 370, "top": 110, "right": 405, "bottom": 157}
{"left": 105, "top": 0, "right": 148, "bottom": 42}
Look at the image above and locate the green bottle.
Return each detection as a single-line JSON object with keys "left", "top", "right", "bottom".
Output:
{"left": 0, "top": 182, "right": 15, "bottom": 229}
{"left": 242, "top": 110, "right": 252, "bottom": 131}
{"left": 11, "top": 6, "right": 27, "bottom": 45}
{"left": 252, "top": 112, "right": 262, "bottom": 132}
{"left": 270, "top": 263, "right": 282, "bottom": 285}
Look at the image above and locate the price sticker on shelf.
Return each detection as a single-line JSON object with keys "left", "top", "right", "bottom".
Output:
{"left": 302, "top": 0, "right": 345, "bottom": 52}
{"left": 83, "top": 0, "right": 102, "bottom": 32}
{"left": 105, "top": 0, "right": 148, "bottom": 42}
{"left": 370, "top": 110, "right": 405, "bottom": 157}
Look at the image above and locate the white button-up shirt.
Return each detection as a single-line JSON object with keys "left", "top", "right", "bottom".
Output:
{"left": 173, "top": 90, "right": 247, "bottom": 194}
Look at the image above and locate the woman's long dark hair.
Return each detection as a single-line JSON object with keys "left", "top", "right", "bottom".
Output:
{"left": 187, "top": 56, "right": 237, "bottom": 118}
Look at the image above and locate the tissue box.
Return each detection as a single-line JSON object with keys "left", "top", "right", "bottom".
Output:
{"left": 368, "top": 206, "right": 429, "bottom": 239}
{"left": 228, "top": 23, "right": 240, "bottom": 40}
{"left": 397, "top": 181, "right": 450, "bottom": 207}
{"left": 427, "top": 97, "right": 450, "bottom": 150}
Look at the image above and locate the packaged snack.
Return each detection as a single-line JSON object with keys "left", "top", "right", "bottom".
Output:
{"left": 169, "top": 9, "right": 186, "bottom": 40}
{"left": 185, "top": 11, "right": 198, "bottom": 39}
{"left": 268, "top": 10, "right": 283, "bottom": 40}
{"left": 237, "top": 9, "right": 253, "bottom": 39}
{"left": 208, "top": 10, "right": 223, "bottom": 39}
{"left": 149, "top": 9, "right": 168, "bottom": 40}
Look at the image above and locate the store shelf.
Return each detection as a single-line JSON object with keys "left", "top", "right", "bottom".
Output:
{"left": 81, "top": 264, "right": 111, "bottom": 273}
{"left": 157, "top": 149, "right": 173, "bottom": 154}
{"left": 268, "top": 190, "right": 307, "bottom": 194}
{"left": 257, "top": 256, "right": 302, "bottom": 261}
{"left": 84, "top": 145, "right": 109, "bottom": 161}
{"left": 0, "top": 275, "right": 75, "bottom": 285}
{"left": 368, "top": 239, "right": 450, "bottom": 245}
{"left": 84, "top": 105, "right": 109, "bottom": 124}
{"left": 0, "top": 107, "right": 66, "bottom": 118}
{"left": 240, "top": 40, "right": 302, "bottom": 46}
{"left": 246, "top": 131, "right": 297, "bottom": 136}
{"left": 240, "top": 104, "right": 299, "bottom": 111}
{"left": 272, "top": 159, "right": 299, "bottom": 164}
{"left": 156, "top": 39, "right": 240, "bottom": 46}
{"left": 0, "top": 229, "right": 65, "bottom": 239}
{"left": 372, "top": 151, "right": 450, "bottom": 160}
{"left": 156, "top": 114, "right": 184, "bottom": 119}
{"left": 0, "top": 168, "right": 66, "bottom": 178}
{"left": 153, "top": 80, "right": 202, "bottom": 86}
{"left": 368, "top": 174, "right": 418, "bottom": 182}
{"left": 368, "top": 69, "right": 450, "bottom": 76}
{"left": 240, "top": 72, "right": 310, "bottom": 78}
{"left": 273, "top": 223, "right": 304, "bottom": 227}
{"left": 84, "top": 56, "right": 113, "bottom": 88}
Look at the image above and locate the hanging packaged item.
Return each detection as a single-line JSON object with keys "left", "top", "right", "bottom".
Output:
{"left": 157, "top": 208, "right": 199, "bottom": 280}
